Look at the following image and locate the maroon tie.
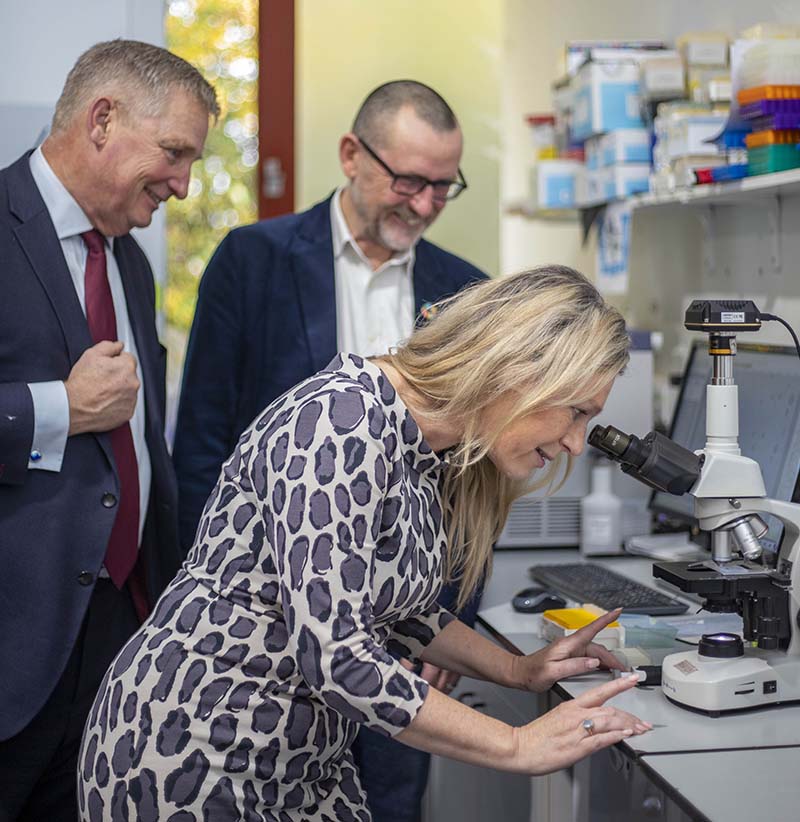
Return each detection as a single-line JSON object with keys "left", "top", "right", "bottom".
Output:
{"left": 82, "top": 229, "right": 140, "bottom": 590}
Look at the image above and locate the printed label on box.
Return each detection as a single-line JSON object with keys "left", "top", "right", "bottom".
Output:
{"left": 596, "top": 200, "right": 632, "bottom": 294}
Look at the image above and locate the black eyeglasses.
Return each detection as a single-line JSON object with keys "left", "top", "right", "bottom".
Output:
{"left": 356, "top": 136, "right": 468, "bottom": 202}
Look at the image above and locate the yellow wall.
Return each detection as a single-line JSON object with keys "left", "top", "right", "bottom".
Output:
{"left": 296, "top": 0, "right": 502, "bottom": 276}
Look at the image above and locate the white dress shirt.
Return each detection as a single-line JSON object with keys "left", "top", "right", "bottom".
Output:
{"left": 330, "top": 188, "right": 415, "bottom": 357}
{"left": 27, "top": 147, "right": 151, "bottom": 544}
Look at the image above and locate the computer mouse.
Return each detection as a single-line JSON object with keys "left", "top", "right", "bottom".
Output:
{"left": 511, "top": 586, "right": 567, "bottom": 614}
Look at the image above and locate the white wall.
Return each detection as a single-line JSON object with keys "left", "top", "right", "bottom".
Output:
{"left": 0, "top": 0, "right": 168, "bottom": 285}
{"left": 296, "top": 0, "right": 503, "bottom": 277}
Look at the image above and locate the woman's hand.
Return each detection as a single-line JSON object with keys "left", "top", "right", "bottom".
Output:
{"left": 512, "top": 608, "right": 626, "bottom": 692}
{"left": 421, "top": 663, "right": 461, "bottom": 694}
{"left": 512, "top": 673, "right": 651, "bottom": 775}
{"left": 399, "top": 658, "right": 461, "bottom": 694}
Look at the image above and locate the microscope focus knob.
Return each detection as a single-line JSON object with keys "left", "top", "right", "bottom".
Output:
{"left": 757, "top": 597, "right": 781, "bottom": 650}
{"left": 698, "top": 632, "right": 744, "bottom": 658}
{"left": 758, "top": 618, "right": 780, "bottom": 650}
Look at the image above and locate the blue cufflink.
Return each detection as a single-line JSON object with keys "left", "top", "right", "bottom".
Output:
{"left": 30, "top": 450, "right": 42, "bottom": 462}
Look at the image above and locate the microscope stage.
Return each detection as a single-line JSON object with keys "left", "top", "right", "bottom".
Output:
{"left": 653, "top": 559, "right": 774, "bottom": 593}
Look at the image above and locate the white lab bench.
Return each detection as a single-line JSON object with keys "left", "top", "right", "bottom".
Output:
{"left": 638, "top": 747, "right": 800, "bottom": 821}
{"left": 422, "top": 549, "right": 800, "bottom": 822}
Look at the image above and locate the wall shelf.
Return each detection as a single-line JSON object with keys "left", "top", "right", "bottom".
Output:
{"left": 504, "top": 200, "right": 580, "bottom": 221}
{"left": 632, "top": 168, "right": 800, "bottom": 210}
{"left": 506, "top": 168, "right": 800, "bottom": 224}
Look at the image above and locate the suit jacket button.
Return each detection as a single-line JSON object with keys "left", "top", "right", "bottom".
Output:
{"left": 78, "top": 571, "right": 94, "bottom": 586}
{"left": 102, "top": 492, "right": 117, "bottom": 508}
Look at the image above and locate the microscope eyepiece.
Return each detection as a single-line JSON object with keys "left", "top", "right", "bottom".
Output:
{"left": 587, "top": 424, "right": 631, "bottom": 458}
{"left": 588, "top": 424, "right": 703, "bottom": 496}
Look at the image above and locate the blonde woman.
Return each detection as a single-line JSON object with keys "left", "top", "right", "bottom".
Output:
{"left": 79, "top": 265, "right": 649, "bottom": 821}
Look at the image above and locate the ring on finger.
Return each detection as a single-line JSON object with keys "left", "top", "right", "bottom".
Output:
{"left": 581, "top": 717, "right": 595, "bottom": 735}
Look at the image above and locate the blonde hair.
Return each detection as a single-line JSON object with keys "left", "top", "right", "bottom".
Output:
{"left": 52, "top": 39, "right": 219, "bottom": 134}
{"left": 384, "top": 265, "right": 630, "bottom": 610}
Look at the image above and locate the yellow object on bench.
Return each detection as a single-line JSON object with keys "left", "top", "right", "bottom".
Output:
{"left": 541, "top": 607, "right": 624, "bottom": 649}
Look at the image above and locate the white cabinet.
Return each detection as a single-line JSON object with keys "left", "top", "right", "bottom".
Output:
{"left": 542, "top": 690, "right": 699, "bottom": 822}
{"left": 423, "top": 553, "right": 700, "bottom": 821}
{"left": 422, "top": 669, "right": 543, "bottom": 822}
{"left": 422, "top": 668, "right": 699, "bottom": 822}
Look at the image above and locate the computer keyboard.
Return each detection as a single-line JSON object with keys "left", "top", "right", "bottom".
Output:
{"left": 528, "top": 562, "right": 689, "bottom": 616}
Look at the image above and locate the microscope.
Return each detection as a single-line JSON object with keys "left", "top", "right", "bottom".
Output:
{"left": 590, "top": 300, "right": 800, "bottom": 714}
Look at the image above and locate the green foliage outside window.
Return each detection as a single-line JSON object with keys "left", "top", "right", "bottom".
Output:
{"left": 164, "top": 0, "right": 259, "bottom": 332}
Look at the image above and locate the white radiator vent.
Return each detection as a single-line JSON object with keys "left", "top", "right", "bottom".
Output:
{"left": 497, "top": 496, "right": 649, "bottom": 548}
{"left": 498, "top": 496, "right": 581, "bottom": 547}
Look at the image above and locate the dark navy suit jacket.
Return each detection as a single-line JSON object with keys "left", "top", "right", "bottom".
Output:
{"left": 173, "top": 194, "right": 487, "bottom": 585}
{"left": 0, "top": 153, "right": 181, "bottom": 740}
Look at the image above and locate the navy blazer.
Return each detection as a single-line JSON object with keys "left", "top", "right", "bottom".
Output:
{"left": 173, "top": 195, "right": 487, "bottom": 554}
{"left": 0, "top": 153, "right": 180, "bottom": 740}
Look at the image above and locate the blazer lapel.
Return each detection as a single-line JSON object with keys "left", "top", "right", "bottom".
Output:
{"left": 8, "top": 153, "right": 115, "bottom": 469}
{"left": 412, "top": 241, "right": 445, "bottom": 324}
{"left": 8, "top": 157, "right": 92, "bottom": 365}
{"left": 114, "top": 238, "right": 160, "bottom": 426}
{"left": 289, "top": 198, "right": 338, "bottom": 372}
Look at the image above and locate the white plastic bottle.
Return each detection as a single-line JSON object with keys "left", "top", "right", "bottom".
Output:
{"left": 580, "top": 459, "right": 623, "bottom": 556}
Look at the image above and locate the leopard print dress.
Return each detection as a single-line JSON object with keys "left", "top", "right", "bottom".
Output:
{"left": 77, "top": 354, "right": 454, "bottom": 822}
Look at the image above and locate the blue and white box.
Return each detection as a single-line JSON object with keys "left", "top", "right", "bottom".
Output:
{"left": 603, "top": 163, "right": 650, "bottom": 199}
{"left": 529, "top": 159, "right": 583, "bottom": 209}
{"left": 584, "top": 167, "right": 607, "bottom": 204}
{"left": 600, "top": 128, "right": 650, "bottom": 166}
{"left": 571, "top": 62, "right": 643, "bottom": 142}
{"left": 585, "top": 135, "right": 602, "bottom": 170}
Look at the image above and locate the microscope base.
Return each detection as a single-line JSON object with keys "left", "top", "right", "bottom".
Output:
{"left": 661, "top": 650, "right": 800, "bottom": 713}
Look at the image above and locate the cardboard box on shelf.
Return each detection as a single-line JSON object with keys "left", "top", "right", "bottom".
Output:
{"left": 604, "top": 163, "right": 650, "bottom": 199}
{"left": 639, "top": 52, "right": 686, "bottom": 101}
{"left": 676, "top": 31, "right": 729, "bottom": 67}
{"left": 529, "top": 159, "right": 583, "bottom": 209}
{"left": 584, "top": 167, "right": 608, "bottom": 203}
{"left": 561, "top": 40, "right": 667, "bottom": 78}
{"left": 582, "top": 162, "right": 649, "bottom": 203}
{"left": 600, "top": 128, "right": 651, "bottom": 166}
{"left": 666, "top": 114, "right": 726, "bottom": 159}
{"left": 571, "top": 61, "right": 643, "bottom": 141}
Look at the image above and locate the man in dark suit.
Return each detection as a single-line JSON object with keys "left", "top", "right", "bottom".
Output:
{"left": 173, "top": 80, "right": 487, "bottom": 822}
{"left": 0, "top": 40, "right": 218, "bottom": 821}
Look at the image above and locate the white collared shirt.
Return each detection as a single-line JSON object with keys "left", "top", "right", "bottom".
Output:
{"left": 330, "top": 188, "right": 415, "bottom": 357}
{"left": 27, "top": 147, "right": 150, "bottom": 544}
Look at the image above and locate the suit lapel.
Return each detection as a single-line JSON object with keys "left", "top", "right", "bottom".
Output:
{"left": 9, "top": 156, "right": 92, "bottom": 365}
{"left": 8, "top": 153, "right": 116, "bottom": 468}
{"left": 289, "top": 198, "right": 338, "bottom": 372}
{"left": 412, "top": 241, "right": 445, "bottom": 323}
{"left": 114, "top": 238, "right": 159, "bottom": 428}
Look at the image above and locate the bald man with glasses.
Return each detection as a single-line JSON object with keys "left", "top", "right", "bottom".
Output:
{"left": 173, "top": 80, "right": 487, "bottom": 822}
{"left": 354, "top": 135, "right": 468, "bottom": 204}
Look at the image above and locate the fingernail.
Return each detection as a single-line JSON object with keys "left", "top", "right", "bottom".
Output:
{"left": 587, "top": 658, "right": 600, "bottom": 668}
{"left": 623, "top": 729, "right": 633, "bottom": 736}
{"left": 627, "top": 673, "right": 640, "bottom": 681}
